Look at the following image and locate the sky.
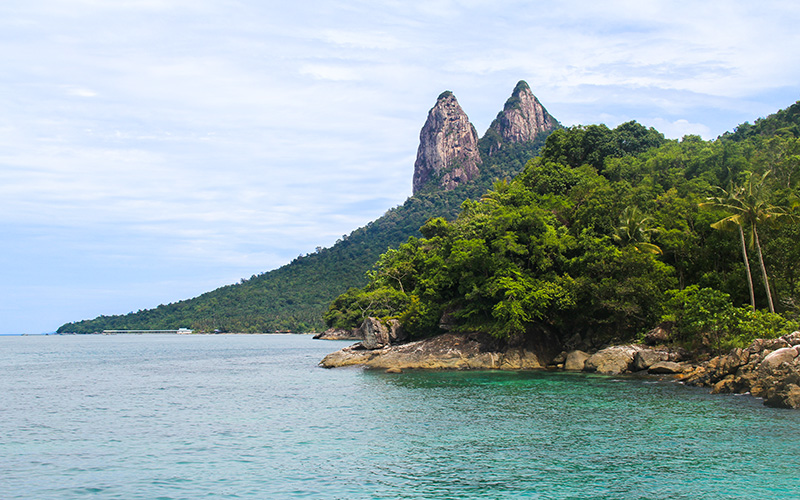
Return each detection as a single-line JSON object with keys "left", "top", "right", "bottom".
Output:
{"left": 2, "top": 0, "right": 799, "bottom": 334}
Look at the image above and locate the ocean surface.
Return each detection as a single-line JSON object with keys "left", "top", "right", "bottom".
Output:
{"left": 3, "top": 334, "right": 800, "bottom": 499}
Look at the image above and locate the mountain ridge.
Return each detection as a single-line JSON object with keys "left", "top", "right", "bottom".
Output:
{"left": 57, "top": 82, "right": 561, "bottom": 333}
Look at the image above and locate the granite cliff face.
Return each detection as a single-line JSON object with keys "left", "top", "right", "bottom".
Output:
{"left": 412, "top": 91, "right": 483, "bottom": 194}
{"left": 412, "top": 82, "right": 558, "bottom": 194}
{"left": 484, "top": 80, "right": 559, "bottom": 156}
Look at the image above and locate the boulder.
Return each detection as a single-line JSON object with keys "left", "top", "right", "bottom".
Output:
{"left": 584, "top": 345, "right": 643, "bottom": 374}
{"left": 648, "top": 361, "right": 684, "bottom": 374}
{"left": 499, "top": 348, "right": 543, "bottom": 370}
{"left": 552, "top": 351, "right": 568, "bottom": 365}
{"left": 644, "top": 324, "right": 670, "bottom": 346}
{"left": 564, "top": 350, "right": 590, "bottom": 371}
{"left": 680, "top": 331, "right": 800, "bottom": 410}
{"left": 712, "top": 375, "right": 737, "bottom": 394}
{"left": 760, "top": 346, "right": 800, "bottom": 375}
{"left": 387, "top": 319, "right": 407, "bottom": 344}
{"left": 633, "top": 349, "right": 668, "bottom": 371}
{"left": 319, "top": 344, "right": 378, "bottom": 368}
{"left": 360, "top": 317, "right": 391, "bottom": 350}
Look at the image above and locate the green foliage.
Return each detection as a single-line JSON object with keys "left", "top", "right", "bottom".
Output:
{"left": 327, "top": 104, "right": 800, "bottom": 348}
{"left": 662, "top": 286, "right": 740, "bottom": 348}
{"left": 725, "top": 308, "right": 800, "bottom": 350}
{"left": 539, "top": 121, "right": 666, "bottom": 171}
{"left": 724, "top": 101, "right": 800, "bottom": 142}
{"left": 663, "top": 285, "right": 800, "bottom": 352}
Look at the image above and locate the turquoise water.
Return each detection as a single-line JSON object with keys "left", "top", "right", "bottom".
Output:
{"left": 2, "top": 334, "right": 800, "bottom": 499}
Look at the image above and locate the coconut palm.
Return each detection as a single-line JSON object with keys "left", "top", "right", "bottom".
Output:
{"left": 614, "top": 206, "right": 662, "bottom": 255}
{"left": 701, "top": 171, "right": 787, "bottom": 313}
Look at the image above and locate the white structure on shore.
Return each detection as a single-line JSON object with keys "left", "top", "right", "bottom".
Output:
{"left": 102, "top": 328, "right": 193, "bottom": 334}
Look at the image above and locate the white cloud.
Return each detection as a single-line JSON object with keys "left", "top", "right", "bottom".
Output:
{"left": 642, "top": 118, "right": 712, "bottom": 140}
{"left": 299, "top": 64, "right": 363, "bottom": 82}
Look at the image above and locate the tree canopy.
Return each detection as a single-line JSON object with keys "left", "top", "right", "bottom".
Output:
{"left": 326, "top": 115, "right": 800, "bottom": 350}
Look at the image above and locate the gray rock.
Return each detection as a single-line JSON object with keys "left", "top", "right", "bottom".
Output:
{"left": 313, "top": 327, "right": 362, "bottom": 341}
{"left": 761, "top": 346, "right": 800, "bottom": 374}
{"left": 648, "top": 361, "right": 684, "bottom": 374}
{"left": 584, "top": 345, "right": 643, "bottom": 374}
{"left": 484, "top": 81, "right": 559, "bottom": 156}
{"left": 564, "top": 350, "right": 590, "bottom": 371}
{"left": 387, "top": 319, "right": 407, "bottom": 344}
{"left": 360, "top": 317, "right": 391, "bottom": 350}
{"left": 320, "top": 332, "right": 555, "bottom": 371}
{"left": 412, "top": 92, "right": 482, "bottom": 194}
{"left": 633, "top": 349, "right": 668, "bottom": 371}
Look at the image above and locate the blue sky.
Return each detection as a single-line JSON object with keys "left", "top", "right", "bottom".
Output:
{"left": 2, "top": 0, "right": 799, "bottom": 334}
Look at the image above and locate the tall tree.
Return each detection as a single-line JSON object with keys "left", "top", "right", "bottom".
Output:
{"left": 702, "top": 171, "right": 787, "bottom": 312}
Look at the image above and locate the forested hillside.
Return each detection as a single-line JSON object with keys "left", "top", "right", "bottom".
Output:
{"left": 326, "top": 103, "right": 800, "bottom": 351}
{"left": 57, "top": 136, "right": 550, "bottom": 334}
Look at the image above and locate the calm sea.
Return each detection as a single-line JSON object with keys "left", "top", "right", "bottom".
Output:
{"left": 2, "top": 334, "right": 800, "bottom": 499}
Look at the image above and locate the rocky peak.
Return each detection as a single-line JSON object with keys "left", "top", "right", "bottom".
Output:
{"left": 485, "top": 80, "right": 559, "bottom": 155}
{"left": 412, "top": 91, "right": 482, "bottom": 194}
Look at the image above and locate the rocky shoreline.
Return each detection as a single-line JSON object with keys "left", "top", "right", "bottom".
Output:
{"left": 318, "top": 318, "right": 800, "bottom": 409}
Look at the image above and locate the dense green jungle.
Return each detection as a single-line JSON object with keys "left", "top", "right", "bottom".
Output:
{"left": 326, "top": 103, "right": 800, "bottom": 351}
{"left": 60, "top": 100, "right": 800, "bottom": 349}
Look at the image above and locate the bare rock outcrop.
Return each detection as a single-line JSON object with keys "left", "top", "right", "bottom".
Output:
{"left": 313, "top": 327, "right": 361, "bottom": 341}
{"left": 483, "top": 80, "right": 559, "bottom": 156}
{"left": 584, "top": 345, "right": 646, "bottom": 374}
{"left": 412, "top": 91, "right": 482, "bottom": 194}
{"left": 320, "top": 331, "right": 560, "bottom": 371}
{"left": 358, "top": 317, "right": 406, "bottom": 349}
{"left": 681, "top": 331, "right": 800, "bottom": 409}
{"left": 564, "top": 350, "right": 590, "bottom": 371}
{"left": 648, "top": 361, "right": 685, "bottom": 374}
{"left": 633, "top": 349, "right": 669, "bottom": 371}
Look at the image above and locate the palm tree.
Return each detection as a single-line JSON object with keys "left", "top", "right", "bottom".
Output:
{"left": 614, "top": 206, "right": 662, "bottom": 255}
{"left": 480, "top": 178, "right": 510, "bottom": 204}
{"left": 701, "top": 171, "right": 786, "bottom": 313}
{"left": 701, "top": 184, "right": 757, "bottom": 310}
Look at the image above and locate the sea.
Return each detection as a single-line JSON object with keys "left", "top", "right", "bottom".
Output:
{"left": 2, "top": 334, "right": 800, "bottom": 499}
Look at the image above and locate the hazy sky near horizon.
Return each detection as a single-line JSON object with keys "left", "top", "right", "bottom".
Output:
{"left": 2, "top": 0, "right": 799, "bottom": 334}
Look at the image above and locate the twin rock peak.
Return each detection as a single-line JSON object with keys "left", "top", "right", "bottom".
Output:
{"left": 412, "top": 80, "right": 559, "bottom": 194}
